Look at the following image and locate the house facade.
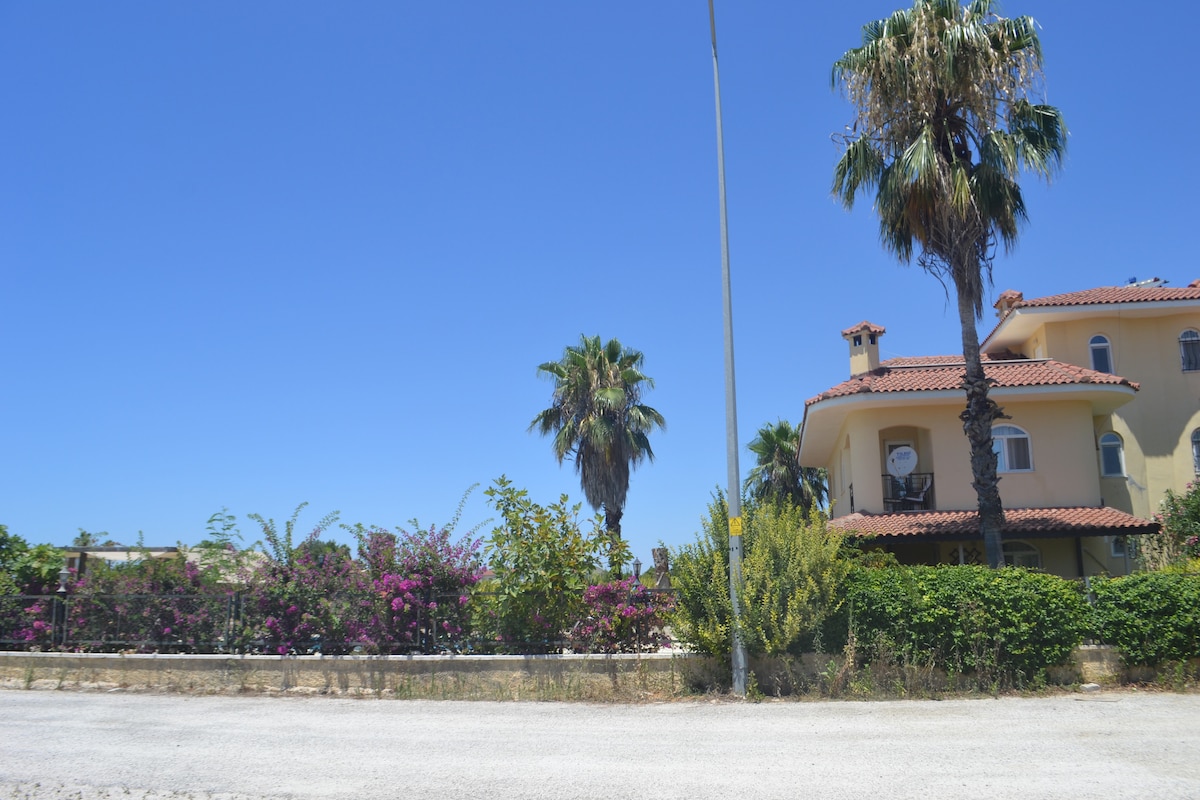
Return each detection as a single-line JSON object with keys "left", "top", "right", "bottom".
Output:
{"left": 798, "top": 279, "right": 1200, "bottom": 577}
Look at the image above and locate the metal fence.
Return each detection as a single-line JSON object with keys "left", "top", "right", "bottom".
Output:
{"left": 0, "top": 588, "right": 675, "bottom": 656}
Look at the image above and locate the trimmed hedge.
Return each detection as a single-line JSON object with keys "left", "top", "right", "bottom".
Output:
{"left": 825, "top": 565, "right": 1089, "bottom": 686}
{"left": 1089, "top": 572, "right": 1200, "bottom": 666}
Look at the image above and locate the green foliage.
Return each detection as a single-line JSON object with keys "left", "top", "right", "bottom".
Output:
{"left": 670, "top": 493, "right": 851, "bottom": 658}
{"left": 740, "top": 502, "right": 850, "bottom": 657}
{"left": 0, "top": 525, "right": 64, "bottom": 595}
{"left": 668, "top": 493, "right": 734, "bottom": 657}
{"left": 1140, "top": 480, "right": 1200, "bottom": 570}
{"left": 828, "top": 565, "right": 1089, "bottom": 687}
{"left": 249, "top": 502, "right": 340, "bottom": 567}
{"left": 480, "top": 476, "right": 607, "bottom": 651}
{"left": 1089, "top": 572, "right": 1200, "bottom": 666}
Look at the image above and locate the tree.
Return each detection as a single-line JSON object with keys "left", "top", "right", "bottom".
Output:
{"left": 530, "top": 335, "right": 665, "bottom": 575}
{"left": 744, "top": 420, "right": 827, "bottom": 514}
{"left": 831, "top": 0, "right": 1066, "bottom": 567}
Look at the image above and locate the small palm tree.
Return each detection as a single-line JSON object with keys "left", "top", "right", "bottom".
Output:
{"left": 744, "top": 420, "right": 827, "bottom": 514}
{"left": 832, "top": 0, "right": 1066, "bottom": 567}
{"left": 530, "top": 335, "right": 665, "bottom": 575}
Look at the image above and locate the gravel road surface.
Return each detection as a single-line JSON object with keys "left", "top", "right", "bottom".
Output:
{"left": 2, "top": 690, "right": 1198, "bottom": 799}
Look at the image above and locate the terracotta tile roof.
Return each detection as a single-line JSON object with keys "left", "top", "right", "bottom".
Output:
{"left": 1005, "top": 284, "right": 1200, "bottom": 309}
{"left": 841, "top": 321, "right": 887, "bottom": 337}
{"left": 807, "top": 355, "right": 1137, "bottom": 406}
{"left": 830, "top": 506, "right": 1159, "bottom": 540}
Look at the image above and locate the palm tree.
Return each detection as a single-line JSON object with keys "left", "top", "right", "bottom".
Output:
{"left": 530, "top": 335, "right": 666, "bottom": 575}
{"left": 744, "top": 420, "right": 827, "bottom": 514}
{"left": 831, "top": 0, "right": 1066, "bottom": 567}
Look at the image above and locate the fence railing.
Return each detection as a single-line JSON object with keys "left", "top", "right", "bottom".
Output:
{"left": 0, "top": 588, "right": 675, "bottom": 656}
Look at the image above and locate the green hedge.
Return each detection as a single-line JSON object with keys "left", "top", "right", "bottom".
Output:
{"left": 825, "top": 565, "right": 1089, "bottom": 686}
{"left": 1089, "top": 572, "right": 1200, "bottom": 666}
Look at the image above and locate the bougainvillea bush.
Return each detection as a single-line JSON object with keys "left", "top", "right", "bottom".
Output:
{"left": 66, "top": 552, "right": 233, "bottom": 653}
{"left": 568, "top": 577, "right": 674, "bottom": 653}
{"left": 352, "top": 522, "right": 484, "bottom": 654}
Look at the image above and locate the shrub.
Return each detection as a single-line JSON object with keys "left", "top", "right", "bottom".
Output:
{"left": 479, "top": 476, "right": 606, "bottom": 652}
{"left": 740, "top": 501, "right": 850, "bottom": 656}
{"left": 66, "top": 547, "right": 233, "bottom": 652}
{"left": 241, "top": 505, "right": 369, "bottom": 654}
{"left": 668, "top": 493, "right": 734, "bottom": 657}
{"left": 568, "top": 577, "right": 674, "bottom": 653}
{"left": 827, "top": 565, "right": 1089, "bottom": 687}
{"left": 350, "top": 518, "right": 484, "bottom": 654}
{"left": 1139, "top": 480, "right": 1200, "bottom": 570}
{"left": 670, "top": 493, "right": 851, "bottom": 658}
{"left": 1089, "top": 572, "right": 1200, "bottom": 666}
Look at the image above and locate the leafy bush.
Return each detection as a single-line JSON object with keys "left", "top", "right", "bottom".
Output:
{"left": 670, "top": 493, "right": 851, "bottom": 658}
{"left": 568, "top": 577, "right": 674, "bottom": 653}
{"left": 668, "top": 493, "right": 734, "bottom": 657}
{"left": 66, "top": 548, "right": 233, "bottom": 652}
{"left": 1089, "top": 572, "right": 1200, "bottom": 666}
{"left": 1140, "top": 480, "right": 1200, "bottom": 570}
{"left": 350, "top": 518, "right": 484, "bottom": 654}
{"left": 828, "top": 565, "right": 1089, "bottom": 687}
{"left": 740, "top": 501, "right": 850, "bottom": 656}
{"left": 479, "top": 476, "right": 606, "bottom": 652}
{"left": 241, "top": 505, "right": 369, "bottom": 654}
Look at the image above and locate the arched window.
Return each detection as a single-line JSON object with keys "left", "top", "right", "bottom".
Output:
{"left": 1089, "top": 334, "right": 1112, "bottom": 373}
{"left": 1099, "top": 432, "right": 1124, "bottom": 477}
{"left": 1192, "top": 429, "right": 1200, "bottom": 475}
{"left": 1181, "top": 330, "right": 1200, "bottom": 372}
{"left": 1003, "top": 540, "right": 1041, "bottom": 569}
{"left": 993, "top": 424, "right": 1033, "bottom": 472}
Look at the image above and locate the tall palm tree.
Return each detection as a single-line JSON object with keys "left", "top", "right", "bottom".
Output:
{"left": 744, "top": 420, "right": 827, "bottom": 514}
{"left": 831, "top": 0, "right": 1066, "bottom": 567}
{"left": 530, "top": 335, "right": 665, "bottom": 574}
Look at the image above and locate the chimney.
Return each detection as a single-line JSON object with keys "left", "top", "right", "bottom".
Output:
{"left": 841, "top": 321, "right": 885, "bottom": 376}
{"left": 994, "top": 290, "right": 1023, "bottom": 318}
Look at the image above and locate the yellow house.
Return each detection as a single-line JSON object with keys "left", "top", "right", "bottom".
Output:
{"left": 798, "top": 278, "right": 1200, "bottom": 577}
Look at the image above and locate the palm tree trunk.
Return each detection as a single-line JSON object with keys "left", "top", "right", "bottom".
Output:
{"left": 955, "top": 283, "right": 1006, "bottom": 568}
{"left": 605, "top": 506, "right": 623, "bottom": 578}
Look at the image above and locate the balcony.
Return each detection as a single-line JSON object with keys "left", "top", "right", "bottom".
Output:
{"left": 880, "top": 472, "right": 935, "bottom": 512}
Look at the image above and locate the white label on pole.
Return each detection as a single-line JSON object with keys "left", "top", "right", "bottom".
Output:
{"left": 886, "top": 446, "right": 918, "bottom": 477}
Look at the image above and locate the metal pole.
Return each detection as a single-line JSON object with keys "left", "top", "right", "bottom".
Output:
{"left": 708, "top": 0, "right": 747, "bottom": 696}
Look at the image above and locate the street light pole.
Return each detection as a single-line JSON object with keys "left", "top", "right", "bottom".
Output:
{"left": 707, "top": 0, "right": 747, "bottom": 696}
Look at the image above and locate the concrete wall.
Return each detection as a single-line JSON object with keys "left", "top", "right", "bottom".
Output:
{"left": 0, "top": 651, "right": 716, "bottom": 700}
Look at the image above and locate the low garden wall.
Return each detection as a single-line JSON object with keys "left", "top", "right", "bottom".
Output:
{"left": 0, "top": 647, "right": 1130, "bottom": 700}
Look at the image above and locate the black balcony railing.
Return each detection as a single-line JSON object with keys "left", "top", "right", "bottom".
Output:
{"left": 881, "top": 472, "right": 935, "bottom": 512}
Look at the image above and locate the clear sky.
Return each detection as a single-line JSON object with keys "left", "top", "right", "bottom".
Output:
{"left": 3, "top": 2, "right": 1196, "bottom": 562}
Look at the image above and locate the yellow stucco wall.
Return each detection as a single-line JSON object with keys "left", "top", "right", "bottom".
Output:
{"left": 827, "top": 398, "right": 1100, "bottom": 516}
{"left": 1014, "top": 311, "right": 1200, "bottom": 517}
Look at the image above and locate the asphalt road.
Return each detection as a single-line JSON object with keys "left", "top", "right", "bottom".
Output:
{"left": 1, "top": 690, "right": 1198, "bottom": 799}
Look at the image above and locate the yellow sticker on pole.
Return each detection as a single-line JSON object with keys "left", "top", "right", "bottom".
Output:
{"left": 729, "top": 516, "right": 743, "bottom": 537}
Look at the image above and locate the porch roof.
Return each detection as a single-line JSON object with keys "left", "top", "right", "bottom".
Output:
{"left": 828, "top": 506, "right": 1159, "bottom": 542}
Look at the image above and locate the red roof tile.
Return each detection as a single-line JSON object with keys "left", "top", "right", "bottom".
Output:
{"left": 841, "top": 321, "right": 887, "bottom": 337}
{"left": 830, "top": 506, "right": 1159, "bottom": 540}
{"left": 806, "top": 355, "right": 1137, "bottom": 406}
{"left": 1005, "top": 284, "right": 1200, "bottom": 309}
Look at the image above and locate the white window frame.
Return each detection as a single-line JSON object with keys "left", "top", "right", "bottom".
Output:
{"left": 1089, "top": 334, "right": 1112, "bottom": 373}
{"left": 993, "top": 424, "right": 1033, "bottom": 473}
{"left": 1181, "top": 330, "right": 1200, "bottom": 372}
{"left": 1192, "top": 428, "right": 1200, "bottom": 475}
{"left": 1099, "top": 432, "right": 1125, "bottom": 477}
{"left": 1003, "top": 540, "right": 1042, "bottom": 569}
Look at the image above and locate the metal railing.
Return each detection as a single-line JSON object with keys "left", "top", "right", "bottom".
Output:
{"left": 880, "top": 472, "right": 935, "bottom": 511}
{"left": 0, "top": 587, "right": 676, "bottom": 656}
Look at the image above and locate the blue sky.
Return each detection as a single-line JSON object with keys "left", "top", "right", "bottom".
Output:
{"left": 3, "top": 2, "right": 1196, "bottom": 562}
